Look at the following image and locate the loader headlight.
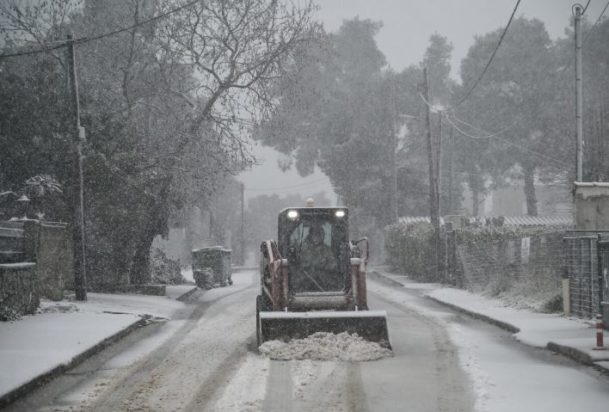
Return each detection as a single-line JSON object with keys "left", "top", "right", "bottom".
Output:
{"left": 335, "top": 210, "right": 345, "bottom": 218}
{"left": 287, "top": 210, "right": 299, "bottom": 220}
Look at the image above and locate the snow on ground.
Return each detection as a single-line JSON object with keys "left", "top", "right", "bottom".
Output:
{"left": 104, "top": 319, "right": 187, "bottom": 369}
{"left": 448, "top": 321, "right": 609, "bottom": 412}
{"left": 209, "top": 353, "right": 269, "bottom": 412}
{"left": 59, "top": 291, "right": 186, "bottom": 319}
{"left": 165, "top": 284, "right": 197, "bottom": 300}
{"left": 197, "top": 269, "right": 256, "bottom": 303}
{"left": 290, "top": 359, "right": 317, "bottom": 401}
{"left": 427, "top": 288, "right": 600, "bottom": 351}
{"left": 0, "top": 311, "right": 139, "bottom": 397}
{"left": 0, "top": 292, "right": 187, "bottom": 398}
{"left": 368, "top": 279, "right": 609, "bottom": 412}
{"left": 258, "top": 332, "right": 393, "bottom": 362}
{"left": 448, "top": 323, "right": 494, "bottom": 412}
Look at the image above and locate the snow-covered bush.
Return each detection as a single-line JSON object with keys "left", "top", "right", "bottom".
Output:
{"left": 150, "top": 248, "right": 185, "bottom": 285}
{"left": 385, "top": 220, "right": 568, "bottom": 312}
{"left": 384, "top": 222, "right": 437, "bottom": 280}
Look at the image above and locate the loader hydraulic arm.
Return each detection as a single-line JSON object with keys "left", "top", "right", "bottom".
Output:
{"left": 260, "top": 240, "right": 289, "bottom": 310}
{"left": 350, "top": 238, "right": 369, "bottom": 310}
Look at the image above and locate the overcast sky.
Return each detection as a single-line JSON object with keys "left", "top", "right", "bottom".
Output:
{"left": 238, "top": 0, "right": 605, "bottom": 204}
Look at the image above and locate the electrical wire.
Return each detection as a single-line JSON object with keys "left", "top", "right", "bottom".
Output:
{"left": 0, "top": 0, "right": 201, "bottom": 59}
{"left": 454, "top": 0, "right": 522, "bottom": 107}
{"left": 445, "top": 114, "right": 513, "bottom": 140}
{"left": 445, "top": 115, "right": 569, "bottom": 168}
{"left": 584, "top": 0, "right": 609, "bottom": 43}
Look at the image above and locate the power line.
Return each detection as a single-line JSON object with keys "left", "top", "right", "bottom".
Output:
{"left": 446, "top": 114, "right": 513, "bottom": 140}
{"left": 445, "top": 115, "right": 569, "bottom": 168}
{"left": 454, "top": 0, "right": 522, "bottom": 107}
{"left": 419, "top": 86, "right": 567, "bottom": 168}
{"left": 0, "top": 0, "right": 200, "bottom": 59}
{"left": 584, "top": 0, "right": 609, "bottom": 43}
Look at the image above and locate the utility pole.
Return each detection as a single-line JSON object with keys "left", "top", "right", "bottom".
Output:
{"left": 447, "top": 125, "right": 454, "bottom": 215}
{"left": 67, "top": 32, "right": 87, "bottom": 301}
{"left": 436, "top": 111, "right": 443, "bottom": 217}
{"left": 240, "top": 182, "right": 245, "bottom": 266}
{"left": 574, "top": 4, "right": 584, "bottom": 182}
{"left": 422, "top": 68, "right": 441, "bottom": 280}
{"left": 422, "top": 68, "right": 440, "bottom": 232}
{"left": 390, "top": 81, "right": 399, "bottom": 223}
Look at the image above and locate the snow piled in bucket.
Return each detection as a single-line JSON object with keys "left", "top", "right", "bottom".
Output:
{"left": 258, "top": 332, "right": 392, "bottom": 361}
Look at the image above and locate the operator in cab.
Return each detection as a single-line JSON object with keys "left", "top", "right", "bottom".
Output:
{"left": 298, "top": 222, "right": 339, "bottom": 291}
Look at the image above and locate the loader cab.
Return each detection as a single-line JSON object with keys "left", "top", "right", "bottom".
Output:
{"left": 278, "top": 207, "right": 350, "bottom": 293}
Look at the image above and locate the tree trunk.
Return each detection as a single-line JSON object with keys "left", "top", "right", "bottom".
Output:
{"left": 129, "top": 224, "right": 157, "bottom": 285}
{"left": 471, "top": 186, "right": 479, "bottom": 216}
{"left": 523, "top": 164, "right": 538, "bottom": 216}
{"left": 129, "top": 180, "right": 171, "bottom": 284}
{"left": 468, "top": 172, "right": 481, "bottom": 217}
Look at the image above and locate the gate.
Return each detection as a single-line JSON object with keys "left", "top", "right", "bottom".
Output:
{"left": 565, "top": 236, "right": 599, "bottom": 318}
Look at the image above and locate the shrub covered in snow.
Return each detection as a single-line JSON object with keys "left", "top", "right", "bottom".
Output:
{"left": 384, "top": 221, "right": 436, "bottom": 280}
{"left": 150, "top": 248, "right": 185, "bottom": 284}
{"left": 385, "top": 221, "right": 568, "bottom": 313}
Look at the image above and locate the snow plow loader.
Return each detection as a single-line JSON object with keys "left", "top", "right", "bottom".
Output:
{"left": 256, "top": 204, "right": 390, "bottom": 348}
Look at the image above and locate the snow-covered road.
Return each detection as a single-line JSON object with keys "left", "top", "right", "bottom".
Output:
{"left": 367, "top": 280, "right": 609, "bottom": 412}
{"left": 6, "top": 270, "right": 609, "bottom": 411}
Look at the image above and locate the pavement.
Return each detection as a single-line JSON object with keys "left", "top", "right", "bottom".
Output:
{"left": 369, "top": 269, "right": 609, "bottom": 375}
{"left": 0, "top": 284, "right": 198, "bottom": 408}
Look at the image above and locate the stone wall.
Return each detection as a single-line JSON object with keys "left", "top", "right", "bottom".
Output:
{"left": 0, "top": 263, "right": 38, "bottom": 320}
{"left": 0, "top": 220, "right": 72, "bottom": 319}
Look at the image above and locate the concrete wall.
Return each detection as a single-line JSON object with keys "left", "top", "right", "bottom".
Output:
{"left": 0, "top": 263, "right": 38, "bottom": 320}
{"left": 24, "top": 221, "right": 73, "bottom": 300}
{"left": 574, "top": 182, "right": 609, "bottom": 230}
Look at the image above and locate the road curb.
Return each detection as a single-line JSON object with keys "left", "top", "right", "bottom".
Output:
{"left": 372, "top": 269, "right": 609, "bottom": 376}
{"left": 546, "top": 341, "right": 609, "bottom": 375}
{"left": 370, "top": 270, "right": 520, "bottom": 333}
{"left": 0, "top": 316, "right": 147, "bottom": 408}
{"left": 546, "top": 341, "right": 593, "bottom": 365}
{"left": 368, "top": 270, "right": 405, "bottom": 288}
{"left": 425, "top": 295, "right": 521, "bottom": 334}
{"left": 176, "top": 286, "right": 199, "bottom": 302}
{"left": 427, "top": 296, "right": 609, "bottom": 376}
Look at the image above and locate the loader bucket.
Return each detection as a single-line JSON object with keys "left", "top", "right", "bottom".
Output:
{"left": 258, "top": 310, "right": 391, "bottom": 349}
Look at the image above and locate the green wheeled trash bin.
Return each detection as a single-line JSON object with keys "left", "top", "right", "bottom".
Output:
{"left": 192, "top": 246, "right": 232, "bottom": 289}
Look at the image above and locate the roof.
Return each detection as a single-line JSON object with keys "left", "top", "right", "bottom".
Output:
{"left": 501, "top": 215, "right": 573, "bottom": 227}
{"left": 574, "top": 181, "right": 609, "bottom": 188}
{"left": 398, "top": 215, "right": 572, "bottom": 228}
{"left": 399, "top": 216, "right": 445, "bottom": 225}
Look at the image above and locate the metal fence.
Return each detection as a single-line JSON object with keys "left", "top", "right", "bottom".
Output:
{"left": 387, "top": 219, "right": 609, "bottom": 317}
{"left": 564, "top": 232, "right": 609, "bottom": 318}
{"left": 448, "top": 231, "right": 566, "bottom": 311}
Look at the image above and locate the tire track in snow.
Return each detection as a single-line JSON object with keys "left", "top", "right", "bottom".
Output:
{"left": 90, "top": 277, "right": 259, "bottom": 411}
